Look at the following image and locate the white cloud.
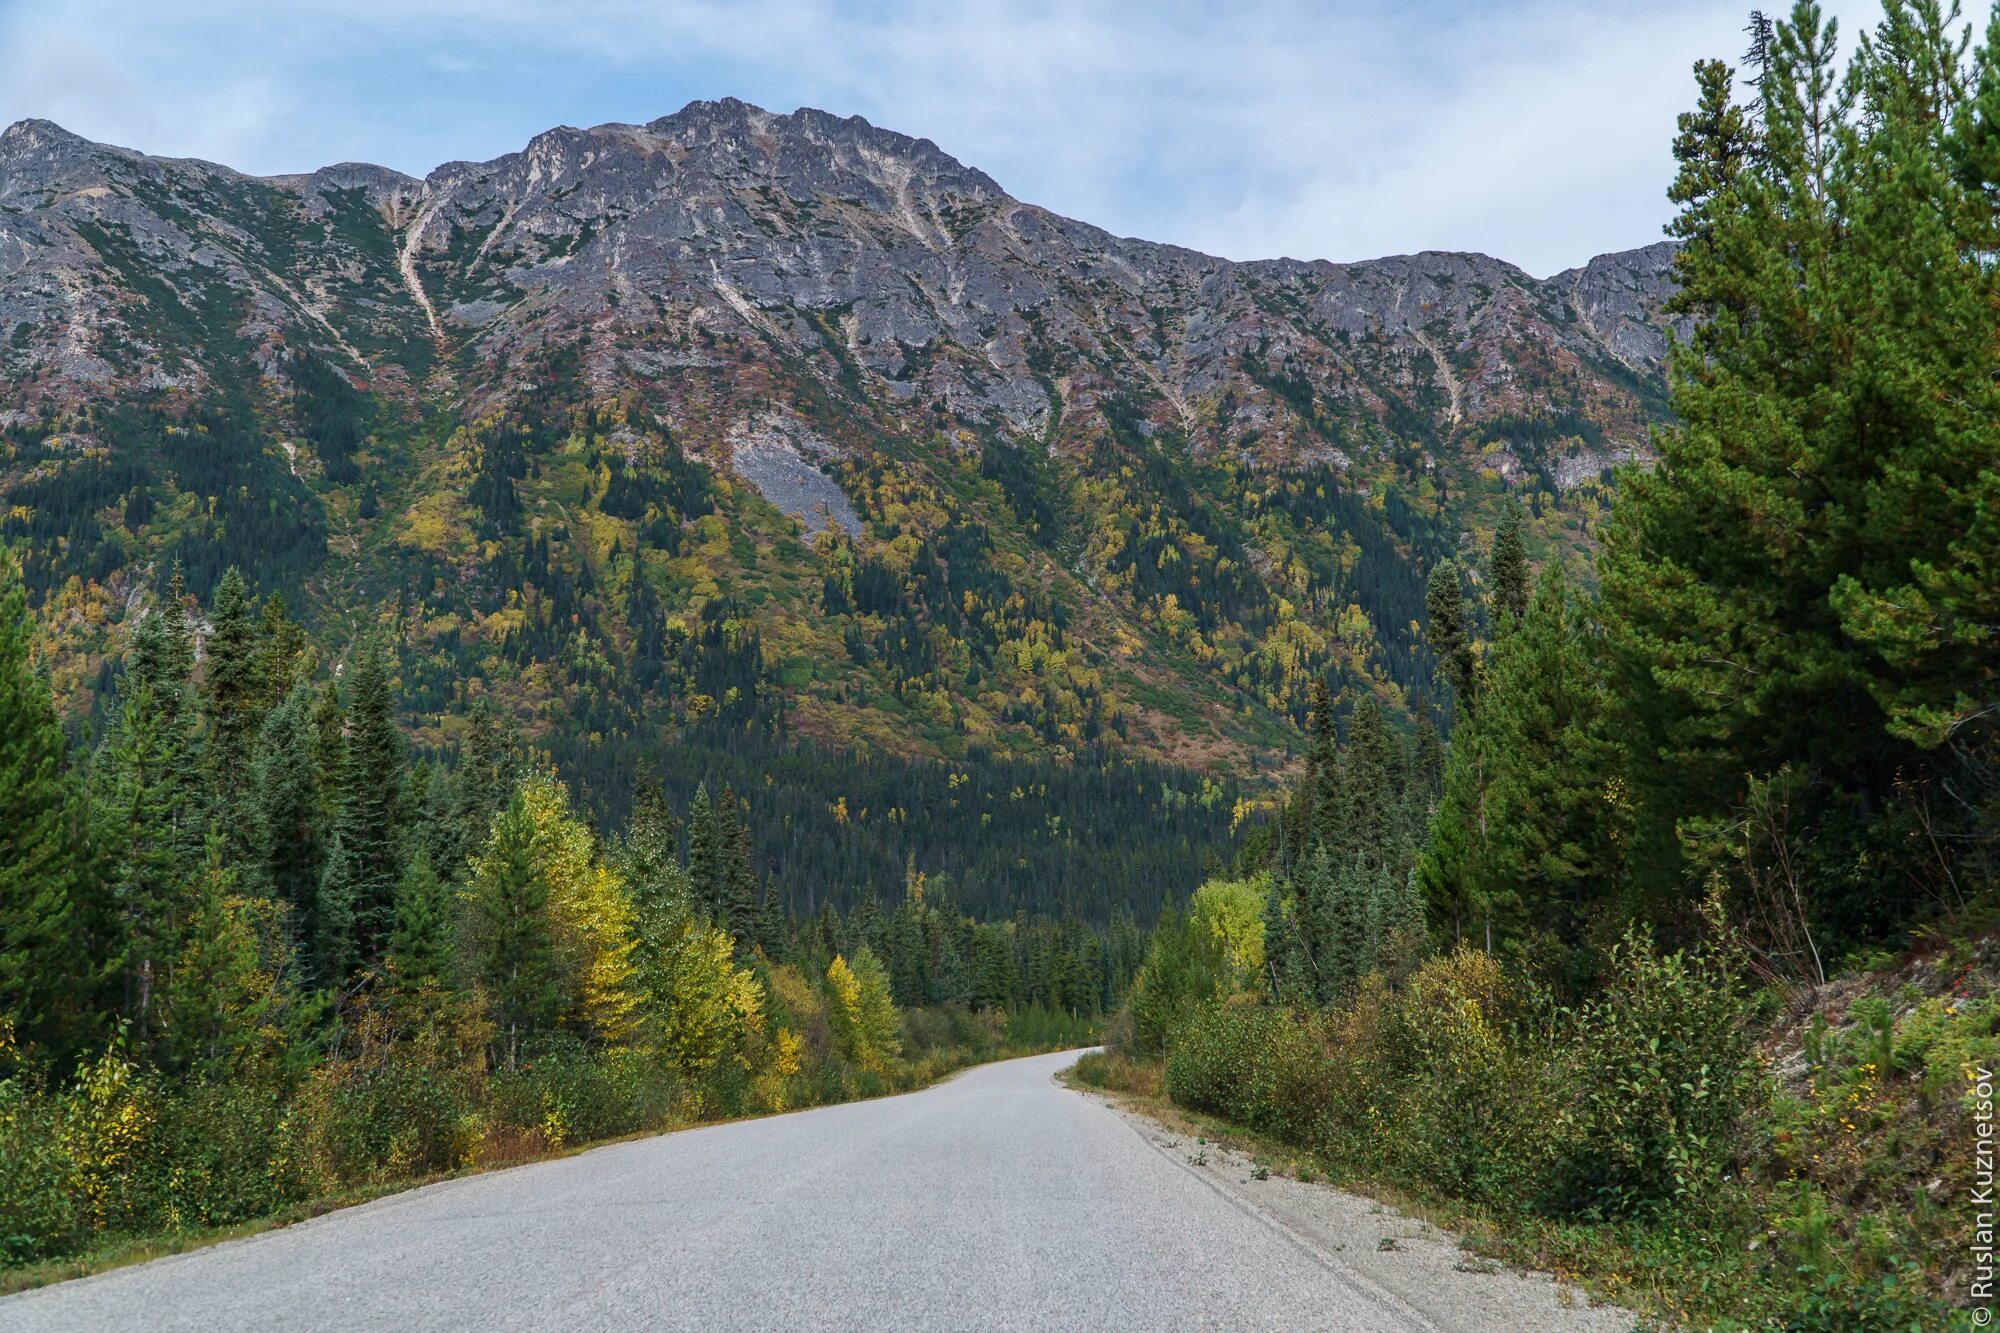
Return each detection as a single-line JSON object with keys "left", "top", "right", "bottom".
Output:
{"left": 0, "top": 0, "right": 1896, "bottom": 273}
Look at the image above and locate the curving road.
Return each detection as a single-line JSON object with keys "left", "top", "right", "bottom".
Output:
{"left": 0, "top": 1050, "right": 1621, "bottom": 1332}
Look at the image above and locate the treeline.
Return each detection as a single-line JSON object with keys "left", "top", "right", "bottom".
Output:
{"left": 0, "top": 558, "right": 1130, "bottom": 1267}
{"left": 1105, "top": 7, "right": 1997, "bottom": 1325}
{"left": 545, "top": 725, "right": 1238, "bottom": 926}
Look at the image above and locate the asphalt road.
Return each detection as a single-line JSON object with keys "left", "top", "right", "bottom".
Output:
{"left": 0, "top": 1049, "right": 1592, "bottom": 1332}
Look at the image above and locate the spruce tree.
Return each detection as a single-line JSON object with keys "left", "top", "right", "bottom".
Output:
{"left": 1410, "top": 709, "right": 1446, "bottom": 804}
{"left": 320, "top": 641, "right": 405, "bottom": 967}
{"left": 253, "top": 683, "right": 326, "bottom": 935}
{"left": 1260, "top": 872, "right": 1305, "bottom": 1005}
{"left": 200, "top": 568, "right": 261, "bottom": 860}
{"left": 1425, "top": 559, "right": 1477, "bottom": 718}
{"left": 445, "top": 699, "right": 517, "bottom": 882}
{"left": 617, "top": 779, "right": 684, "bottom": 915}
{"left": 251, "top": 591, "right": 308, "bottom": 709}
{"left": 1604, "top": 5, "right": 1996, "bottom": 935}
{"left": 1339, "top": 698, "right": 1404, "bottom": 865}
{"left": 0, "top": 557, "right": 85, "bottom": 1053}
{"left": 159, "top": 563, "right": 197, "bottom": 687}
{"left": 717, "top": 787, "right": 759, "bottom": 952}
{"left": 1479, "top": 566, "right": 1621, "bottom": 953}
{"left": 1489, "top": 500, "right": 1530, "bottom": 628}
{"left": 312, "top": 833, "right": 361, "bottom": 985}
{"left": 684, "top": 784, "right": 723, "bottom": 918}
{"left": 1416, "top": 707, "right": 1489, "bottom": 950}
{"left": 468, "top": 789, "right": 560, "bottom": 1071}
{"left": 1318, "top": 855, "right": 1374, "bottom": 999}
{"left": 846, "top": 945, "right": 901, "bottom": 1067}
{"left": 413, "top": 760, "right": 460, "bottom": 883}
{"left": 1285, "top": 848, "right": 1337, "bottom": 1003}
{"left": 613, "top": 783, "right": 695, "bottom": 1044}
{"left": 1304, "top": 681, "right": 1342, "bottom": 852}
{"left": 387, "top": 848, "right": 455, "bottom": 990}
{"left": 99, "top": 602, "right": 204, "bottom": 1048}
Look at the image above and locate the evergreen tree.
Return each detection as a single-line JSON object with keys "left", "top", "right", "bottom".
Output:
{"left": 1283, "top": 847, "right": 1338, "bottom": 1003}
{"left": 1425, "top": 559, "right": 1477, "bottom": 718}
{"left": 1481, "top": 567, "right": 1623, "bottom": 954}
{"left": 159, "top": 563, "right": 197, "bottom": 687}
{"left": 1417, "top": 713, "right": 1489, "bottom": 950}
{"left": 716, "top": 785, "right": 758, "bottom": 949}
{"left": 320, "top": 641, "right": 405, "bottom": 966}
{"left": 1338, "top": 697, "right": 1404, "bottom": 865}
{"left": 848, "top": 945, "right": 901, "bottom": 1066}
{"left": 1489, "top": 500, "right": 1530, "bottom": 628}
{"left": 312, "top": 833, "right": 361, "bottom": 986}
{"left": 1422, "top": 565, "right": 1621, "bottom": 962}
{"left": 387, "top": 849, "right": 456, "bottom": 990}
{"left": 1260, "top": 871, "right": 1304, "bottom": 1004}
{"left": 98, "top": 607, "right": 204, "bottom": 1049}
{"left": 444, "top": 700, "right": 517, "bottom": 882}
{"left": 251, "top": 591, "right": 308, "bottom": 708}
{"left": 1410, "top": 709, "right": 1446, "bottom": 804}
{"left": 200, "top": 568, "right": 261, "bottom": 860}
{"left": 1604, "top": 5, "right": 1994, "bottom": 937}
{"left": 1371, "top": 866, "right": 1431, "bottom": 980}
{"left": 684, "top": 784, "right": 723, "bottom": 918}
{"left": 253, "top": 684, "right": 326, "bottom": 950}
{"left": 1318, "top": 855, "right": 1374, "bottom": 999}
{"left": 468, "top": 789, "right": 560, "bottom": 1071}
{"left": 1305, "top": 681, "right": 1342, "bottom": 852}
{"left": 308, "top": 678, "right": 344, "bottom": 807}
{"left": 617, "top": 779, "right": 684, "bottom": 915}
{"left": 613, "top": 782, "right": 696, "bottom": 1043}
{"left": 0, "top": 556, "right": 86, "bottom": 1054}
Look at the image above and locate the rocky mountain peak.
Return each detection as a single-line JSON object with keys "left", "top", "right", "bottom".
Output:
{"left": 0, "top": 105, "right": 1684, "bottom": 769}
{"left": 1, "top": 118, "right": 87, "bottom": 152}
{"left": 0, "top": 105, "right": 1679, "bottom": 479}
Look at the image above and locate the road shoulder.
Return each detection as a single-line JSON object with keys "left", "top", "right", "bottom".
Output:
{"left": 1062, "top": 1079, "right": 1636, "bottom": 1333}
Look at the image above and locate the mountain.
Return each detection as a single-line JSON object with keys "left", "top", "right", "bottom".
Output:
{"left": 0, "top": 99, "right": 1678, "bottom": 770}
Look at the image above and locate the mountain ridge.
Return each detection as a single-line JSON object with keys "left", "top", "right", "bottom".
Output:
{"left": 0, "top": 98, "right": 1679, "bottom": 770}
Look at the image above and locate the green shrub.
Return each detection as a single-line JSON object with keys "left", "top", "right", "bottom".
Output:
{"left": 0, "top": 1073, "right": 79, "bottom": 1264}
{"left": 131, "top": 1081, "right": 289, "bottom": 1232}
{"left": 1067, "top": 1050, "right": 1160, "bottom": 1097}
{"left": 900, "top": 1004, "right": 998, "bottom": 1061}
{"left": 1366, "top": 950, "right": 1565, "bottom": 1207}
{"left": 1543, "top": 930, "right": 1754, "bottom": 1219}
{"left": 1165, "top": 1000, "right": 1340, "bottom": 1146}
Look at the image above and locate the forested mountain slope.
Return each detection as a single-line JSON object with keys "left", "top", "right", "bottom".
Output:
{"left": 0, "top": 101, "right": 1676, "bottom": 775}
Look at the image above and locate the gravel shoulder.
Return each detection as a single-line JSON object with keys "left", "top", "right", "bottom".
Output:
{"left": 1074, "top": 1086, "right": 1635, "bottom": 1333}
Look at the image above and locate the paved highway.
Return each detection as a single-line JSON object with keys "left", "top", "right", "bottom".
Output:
{"left": 0, "top": 1049, "right": 1622, "bottom": 1331}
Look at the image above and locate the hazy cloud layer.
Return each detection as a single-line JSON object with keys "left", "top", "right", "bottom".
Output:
{"left": 0, "top": 0, "right": 1889, "bottom": 275}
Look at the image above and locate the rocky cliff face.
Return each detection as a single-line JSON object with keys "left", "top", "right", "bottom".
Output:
{"left": 2, "top": 100, "right": 1675, "bottom": 470}
{"left": 0, "top": 100, "right": 1679, "bottom": 765}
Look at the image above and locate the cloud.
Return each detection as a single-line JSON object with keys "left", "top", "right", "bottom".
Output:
{"left": 0, "top": 0, "right": 1894, "bottom": 273}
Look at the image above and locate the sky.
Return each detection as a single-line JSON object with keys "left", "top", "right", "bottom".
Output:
{"left": 0, "top": 0, "right": 1890, "bottom": 277}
